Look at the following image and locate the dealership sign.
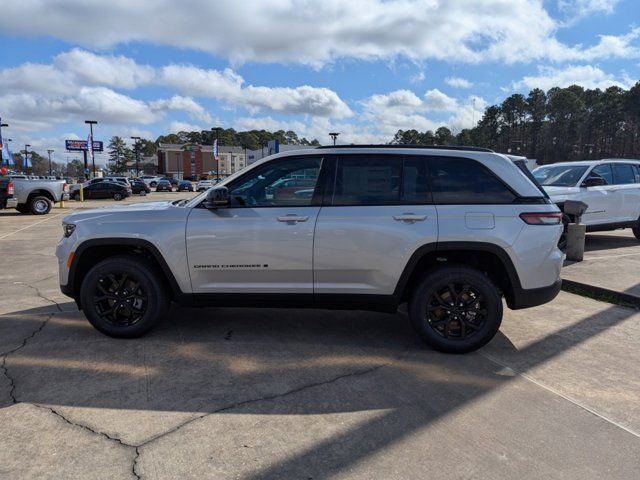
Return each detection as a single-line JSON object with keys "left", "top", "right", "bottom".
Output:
{"left": 65, "top": 140, "right": 104, "bottom": 152}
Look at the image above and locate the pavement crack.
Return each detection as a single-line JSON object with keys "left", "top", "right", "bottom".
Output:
{"left": 19, "top": 282, "right": 63, "bottom": 312}
{"left": 139, "top": 360, "right": 393, "bottom": 448}
{"left": 34, "top": 404, "right": 142, "bottom": 479}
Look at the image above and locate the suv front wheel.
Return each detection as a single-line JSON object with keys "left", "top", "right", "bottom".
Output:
{"left": 80, "top": 255, "right": 169, "bottom": 338}
{"left": 409, "top": 266, "right": 503, "bottom": 353}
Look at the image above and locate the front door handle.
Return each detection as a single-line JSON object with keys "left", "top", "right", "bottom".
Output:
{"left": 277, "top": 215, "right": 309, "bottom": 223}
{"left": 393, "top": 213, "right": 427, "bottom": 223}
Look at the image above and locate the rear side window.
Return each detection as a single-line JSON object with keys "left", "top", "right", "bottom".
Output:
{"left": 429, "top": 156, "right": 516, "bottom": 204}
{"left": 633, "top": 165, "right": 640, "bottom": 183}
{"left": 333, "top": 156, "right": 402, "bottom": 205}
{"left": 612, "top": 164, "right": 636, "bottom": 184}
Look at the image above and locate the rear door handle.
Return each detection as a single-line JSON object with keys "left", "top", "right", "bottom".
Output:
{"left": 277, "top": 215, "right": 309, "bottom": 223}
{"left": 393, "top": 213, "right": 427, "bottom": 223}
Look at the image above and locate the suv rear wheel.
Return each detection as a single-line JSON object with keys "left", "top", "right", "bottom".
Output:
{"left": 80, "top": 255, "right": 169, "bottom": 338}
{"left": 409, "top": 266, "right": 503, "bottom": 353}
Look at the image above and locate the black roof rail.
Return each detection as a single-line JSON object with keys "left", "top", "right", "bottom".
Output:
{"left": 316, "top": 144, "right": 493, "bottom": 152}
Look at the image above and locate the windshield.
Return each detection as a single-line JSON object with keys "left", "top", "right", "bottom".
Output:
{"left": 533, "top": 165, "right": 588, "bottom": 187}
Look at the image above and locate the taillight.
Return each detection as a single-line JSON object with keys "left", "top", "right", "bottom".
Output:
{"left": 519, "top": 212, "right": 563, "bottom": 225}
{"left": 8, "top": 182, "right": 14, "bottom": 196}
{"left": 63, "top": 183, "right": 69, "bottom": 192}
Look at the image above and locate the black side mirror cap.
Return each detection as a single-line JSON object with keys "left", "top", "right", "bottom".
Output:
{"left": 203, "top": 186, "right": 230, "bottom": 209}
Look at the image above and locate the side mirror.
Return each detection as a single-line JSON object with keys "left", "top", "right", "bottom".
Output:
{"left": 582, "top": 176, "right": 606, "bottom": 188}
{"left": 203, "top": 186, "right": 229, "bottom": 209}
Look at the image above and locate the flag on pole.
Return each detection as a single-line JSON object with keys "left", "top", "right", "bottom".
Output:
{"left": 213, "top": 138, "right": 219, "bottom": 160}
{"left": 23, "top": 153, "right": 32, "bottom": 168}
{"left": 87, "top": 133, "right": 94, "bottom": 162}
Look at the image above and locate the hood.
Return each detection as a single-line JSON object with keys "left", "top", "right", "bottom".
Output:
{"left": 62, "top": 201, "right": 178, "bottom": 224}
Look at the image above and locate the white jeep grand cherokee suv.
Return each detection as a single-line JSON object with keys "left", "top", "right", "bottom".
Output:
{"left": 533, "top": 159, "right": 640, "bottom": 238}
{"left": 56, "top": 146, "right": 564, "bottom": 353}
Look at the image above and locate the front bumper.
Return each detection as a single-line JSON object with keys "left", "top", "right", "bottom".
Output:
{"left": 509, "top": 278, "right": 562, "bottom": 310}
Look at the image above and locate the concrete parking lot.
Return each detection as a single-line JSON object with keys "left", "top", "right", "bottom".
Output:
{"left": 1, "top": 197, "right": 639, "bottom": 479}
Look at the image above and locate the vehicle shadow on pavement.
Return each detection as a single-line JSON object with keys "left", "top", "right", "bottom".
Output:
{"left": 1, "top": 299, "right": 638, "bottom": 478}
{"left": 583, "top": 233, "right": 640, "bottom": 252}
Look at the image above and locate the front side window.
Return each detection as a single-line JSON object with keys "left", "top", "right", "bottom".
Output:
{"left": 228, "top": 157, "right": 321, "bottom": 207}
{"left": 533, "top": 165, "right": 588, "bottom": 187}
{"left": 589, "top": 164, "right": 613, "bottom": 185}
{"left": 429, "top": 156, "right": 516, "bottom": 204}
{"left": 612, "top": 163, "right": 636, "bottom": 185}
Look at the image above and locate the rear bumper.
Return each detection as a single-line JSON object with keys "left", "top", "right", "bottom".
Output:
{"left": 5, "top": 197, "right": 18, "bottom": 209}
{"left": 509, "top": 278, "right": 562, "bottom": 310}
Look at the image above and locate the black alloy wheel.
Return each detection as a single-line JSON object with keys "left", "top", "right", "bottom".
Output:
{"left": 425, "top": 283, "right": 486, "bottom": 339}
{"left": 93, "top": 273, "right": 148, "bottom": 327}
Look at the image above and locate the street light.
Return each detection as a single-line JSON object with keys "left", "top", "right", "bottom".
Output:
{"left": 47, "top": 149, "right": 54, "bottom": 176}
{"left": 131, "top": 136, "right": 141, "bottom": 177}
{"left": 211, "top": 127, "right": 222, "bottom": 181}
{"left": 329, "top": 132, "right": 340, "bottom": 146}
{"left": 24, "top": 144, "right": 31, "bottom": 174}
{"left": 85, "top": 120, "right": 97, "bottom": 178}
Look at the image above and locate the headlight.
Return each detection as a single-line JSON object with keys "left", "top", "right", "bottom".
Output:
{"left": 63, "top": 223, "right": 76, "bottom": 237}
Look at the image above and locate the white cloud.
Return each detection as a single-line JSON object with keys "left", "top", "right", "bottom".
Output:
{"left": 558, "top": 0, "right": 619, "bottom": 18}
{"left": 150, "top": 96, "right": 213, "bottom": 123}
{"left": 423, "top": 89, "right": 458, "bottom": 112}
{"left": 409, "top": 71, "right": 425, "bottom": 84}
{"left": 512, "top": 65, "right": 634, "bottom": 91}
{"left": 168, "top": 121, "right": 207, "bottom": 133}
{"left": 445, "top": 77, "right": 473, "bottom": 89}
{"left": 0, "top": 1, "right": 637, "bottom": 66}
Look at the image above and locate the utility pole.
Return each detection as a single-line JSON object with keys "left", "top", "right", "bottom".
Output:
{"left": 47, "top": 149, "right": 54, "bottom": 176}
{"left": 0, "top": 120, "right": 8, "bottom": 168}
{"left": 85, "top": 120, "right": 97, "bottom": 177}
{"left": 131, "top": 136, "right": 141, "bottom": 177}
{"left": 329, "top": 132, "right": 340, "bottom": 146}
{"left": 211, "top": 127, "right": 222, "bottom": 182}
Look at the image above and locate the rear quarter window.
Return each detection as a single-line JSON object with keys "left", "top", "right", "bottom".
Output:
{"left": 429, "top": 156, "right": 516, "bottom": 204}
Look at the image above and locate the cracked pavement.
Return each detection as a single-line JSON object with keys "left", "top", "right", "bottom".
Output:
{"left": 1, "top": 198, "right": 640, "bottom": 479}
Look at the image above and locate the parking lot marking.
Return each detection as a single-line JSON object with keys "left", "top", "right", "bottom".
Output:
{"left": 586, "top": 251, "right": 640, "bottom": 261}
{"left": 481, "top": 352, "right": 640, "bottom": 440}
{"left": 0, "top": 211, "right": 65, "bottom": 240}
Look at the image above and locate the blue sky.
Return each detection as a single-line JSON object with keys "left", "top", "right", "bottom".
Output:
{"left": 0, "top": 0, "right": 638, "bottom": 164}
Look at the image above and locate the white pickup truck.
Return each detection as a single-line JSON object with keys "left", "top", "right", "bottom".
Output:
{"left": 0, "top": 176, "right": 69, "bottom": 214}
{"left": 533, "top": 159, "right": 640, "bottom": 238}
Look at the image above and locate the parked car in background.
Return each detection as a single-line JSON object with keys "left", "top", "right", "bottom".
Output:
{"left": 196, "top": 179, "right": 214, "bottom": 191}
{"left": 131, "top": 179, "right": 151, "bottom": 196}
{"left": 0, "top": 177, "right": 68, "bottom": 214}
{"left": 139, "top": 175, "right": 163, "bottom": 187}
{"left": 72, "top": 181, "right": 131, "bottom": 201}
{"left": 533, "top": 159, "right": 640, "bottom": 238}
{"left": 177, "top": 180, "right": 194, "bottom": 192}
{"left": 69, "top": 177, "right": 127, "bottom": 194}
{"left": 155, "top": 179, "right": 173, "bottom": 192}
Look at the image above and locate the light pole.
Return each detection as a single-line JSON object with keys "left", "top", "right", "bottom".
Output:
{"left": 211, "top": 127, "right": 222, "bottom": 181}
{"left": 329, "top": 132, "right": 340, "bottom": 146}
{"left": 47, "top": 149, "right": 54, "bottom": 176}
{"left": 85, "top": 120, "right": 97, "bottom": 178}
{"left": 24, "top": 144, "right": 31, "bottom": 174}
{"left": 0, "top": 121, "right": 8, "bottom": 167}
{"left": 131, "top": 136, "right": 141, "bottom": 177}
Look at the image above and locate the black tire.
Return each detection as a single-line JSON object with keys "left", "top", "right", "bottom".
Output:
{"left": 150, "top": 182, "right": 157, "bottom": 188}
{"left": 29, "top": 196, "right": 52, "bottom": 215}
{"left": 408, "top": 266, "right": 503, "bottom": 353}
{"left": 15, "top": 204, "right": 30, "bottom": 214}
{"left": 113, "top": 193, "right": 123, "bottom": 201}
{"left": 72, "top": 192, "right": 80, "bottom": 201}
{"left": 632, "top": 221, "right": 640, "bottom": 239}
{"left": 140, "top": 190, "right": 147, "bottom": 196}
{"left": 80, "top": 255, "right": 169, "bottom": 338}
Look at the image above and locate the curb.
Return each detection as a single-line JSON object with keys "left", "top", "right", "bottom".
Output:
{"left": 561, "top": 278, "right": 640, "bottom": 308}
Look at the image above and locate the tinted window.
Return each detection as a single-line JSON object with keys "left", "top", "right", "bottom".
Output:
{"left": 590, "top": 164, "right": 613, "bottom": 185}
{"left": 228, "top": 157, "right": 321, "bottom": 207}
{"left": 533, "top": 165, "right": 588, "bottom": 187}
{"left": 633, "top": 165, "right": 640, "bottom": 183}
{"left": 429, "top": 156, "right": 516, "bottom": 204}
{"left": 333, "top": 156, "right": 401, "bottom": 205}
{"left": 403, "top": 157, "right": 430, "bottom": 203}
{"left": 613, "top": 164, "right": 636, "bottom": 184}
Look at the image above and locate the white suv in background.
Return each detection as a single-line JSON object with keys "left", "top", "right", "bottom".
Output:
{"left": 57, "top": 146, "right": 564, "bottom": 353}
{"left": 533, "top": 160, "right": 640, "bottom": 238}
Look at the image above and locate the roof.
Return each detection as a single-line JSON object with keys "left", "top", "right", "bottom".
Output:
{"left": 316, "top": 144, "right": 493, "bottom": 152}
{"left": 537, "top": 159, "right": 640, "bottom": 167}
